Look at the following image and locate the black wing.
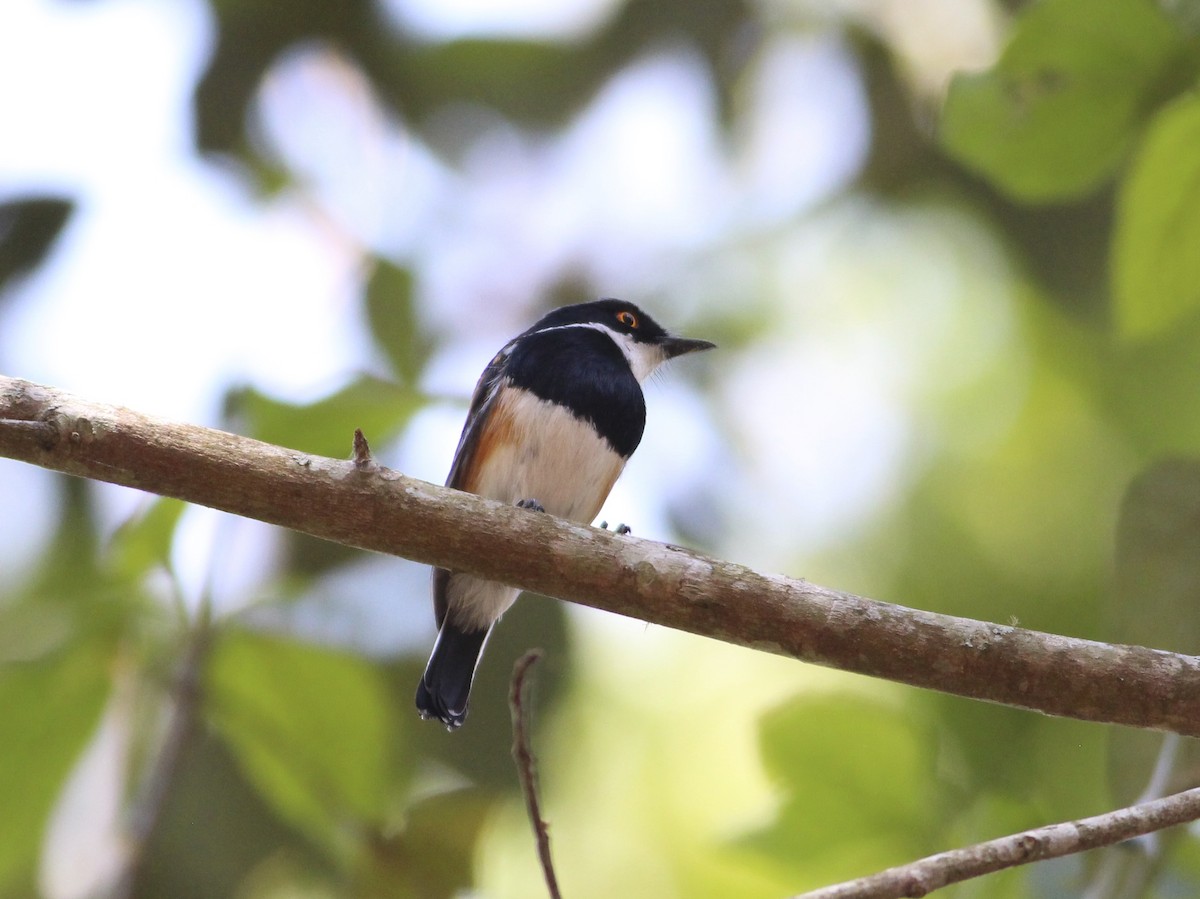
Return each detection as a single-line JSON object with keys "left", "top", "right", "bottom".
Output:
{"left": 445, "top": 342, "right": 513, "bottom": 490}
{"left": 433, "top": 342, "right": 513, "bottom": 627}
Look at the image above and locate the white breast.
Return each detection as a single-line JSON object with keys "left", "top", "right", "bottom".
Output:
{"left": 445, "top": 388, "right": 628, "bottom": 631}
{"left": 473, "top": 388, "right": 627, "bottom": 521}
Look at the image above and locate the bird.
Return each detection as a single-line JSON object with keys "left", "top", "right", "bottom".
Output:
{"left": 415, "top": 298, "right": 715, "bottom": 728}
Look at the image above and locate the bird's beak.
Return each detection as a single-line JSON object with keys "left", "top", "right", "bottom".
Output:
{"left": 658, "top": 336, "right": 716, "bottom": 359}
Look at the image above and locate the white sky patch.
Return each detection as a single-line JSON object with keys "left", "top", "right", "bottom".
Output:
{"left": 719, "top": 197, "right": 1023, "bottom": 566}
{"left": 170, "top": 505, "right": 285, "bottom": 617}
{"left": 3, "top": 177, "right": 365, "bottom": 418}
{"left": 723, "top": 334, "right": 908, "bottom": 565}
{"left": 0, "top": 0, "right": 896, "bottom": 591}
{"left": 39, "top": 682, "right": 133, "bottom": 899}
{"left": 254, "top": 44, "right": 450, "bottom": 256}
{"left": 382, "top": 0, "right": 620, "bottom": 41}
{"left": 0, "top": 463, "right": 57, "bottom": 586}
{"left": 0, "top": 0, "right": 210, "bottom": 189}
{"left": 0, "top": 0, "right": 371, "bottom": 580}
{"left": 245, "top": 554, "right": 434, "bottom": 657}
{"left": 555, "top": 50, "right": 727, "bottom": 252}
{"left": 0, "top": 0, "right": 370, "bottom": 425}
{"left": 732, "top": 33, "right": 870, "bottom": 226}
{"left": 607, "top": 378, "right": 721, "bottom": 543}
{"left": 415, "top": 48, "right": 731, "bottom": 332}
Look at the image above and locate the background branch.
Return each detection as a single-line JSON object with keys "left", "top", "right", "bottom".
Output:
{"left": 510, "top": 650, "right": 561, "bottom": 899}
{"left": 4, "top": 374, "right": 1200, "bottom": 735}
{"left": 797, "top": 787, "right": 1200, "bottom": 899}
{"left": 108, "top": 605, "right": 211, "bottom": 899}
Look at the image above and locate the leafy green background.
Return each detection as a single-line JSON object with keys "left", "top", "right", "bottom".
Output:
{"left": 6, "top": 0, "right": 1200, "bottom": 897}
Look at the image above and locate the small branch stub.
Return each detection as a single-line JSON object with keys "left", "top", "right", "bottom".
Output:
{"left": 352, "top": 428, "right": 374, "bottom": 470}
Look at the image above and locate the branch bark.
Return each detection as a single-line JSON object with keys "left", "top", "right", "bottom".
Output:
{"left": 510, "top": 650, "right": 562, "bottom": 899}
{"left": 796, "top": 786, "right": 1200, "bottom": 899}
{"left": 4, "top": 374, "right": 1200, "bottom": 735}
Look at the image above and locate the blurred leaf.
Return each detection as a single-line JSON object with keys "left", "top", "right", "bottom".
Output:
{"left": 1113, "top": 94, "right": 1200, "bottom": 339}
{"left": 1109, "top": 314, "right": 1200, "bottom": 453}
{"left": 389, "top": 39, "right": 592, "bottom": 126}
{"left": 196, "top": 0, "right": 750, "bottom": 166}
{"left": 33, "top": 474, "right": 101, "bottom": 594}
{"left": 0, "top": 639, "right": 111, "bottom": 892}
{"left": 737, "top": 694, "right": 939, "bottom": 889}
{"left": 227, "top": 375, "right": 424, "bottom": 460}
{"left": 0, "top": 196, "right": 73, "bottom": 295}
{"left": 107, "top": 498, "right": 187, "bottom": 581}
{"left": 389, "top": 0, "right": 752, "bottom": 130}
{"left": 0, "top": 478, "right": 144, "bottom": 660}
{"left": 204, "top": 628, "right": 400, "bottom": 857}
{"left": 1107, "top": 460, "right": 1200, "bottom": 809}
{"left": 940, "top": 0, "right": 1187, "bottom": 202}
{"left": 0, "top": 479, "right": 144, "bottom": 899}
{"left": 365, "top": 261, "right": 427, "bottom": 384}
{"left": 1111, "top": 459, "right": 1200, "bottom": 653}
{"left": 195, "top": 0, "right": 372, "bottom": 156}
{"left": 358, "top": 789, "right": 493, "bottom": 899}
{"left": 131, "top": 729, "right": 334, "bottom": 899}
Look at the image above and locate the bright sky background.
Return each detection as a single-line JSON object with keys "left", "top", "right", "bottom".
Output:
{"left": 0, "top": 2, "right": 1016, "bottom": 896}
{"left": 0, "top": 0, "right": 1016, "bottom": 600}
{"left": 0, "top": 0, "right": 1019, "bottom": 599}
{"left": 0, "top": 0, "right": 869, "bottom": 591}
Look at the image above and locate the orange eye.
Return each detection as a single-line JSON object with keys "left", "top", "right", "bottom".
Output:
{"left": 616, "top": 310, "right": 638, "bottom": 329}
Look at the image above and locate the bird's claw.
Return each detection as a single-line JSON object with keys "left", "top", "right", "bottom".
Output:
{"left": 516, "top": 498, "right": 545, "bottom": 513}
{"left": 598, "top": 520, "right": 632, "bottom": 536}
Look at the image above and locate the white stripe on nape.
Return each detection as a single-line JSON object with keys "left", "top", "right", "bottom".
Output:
{"left": 525, "top": 322, "right": 666, "bottom": 383}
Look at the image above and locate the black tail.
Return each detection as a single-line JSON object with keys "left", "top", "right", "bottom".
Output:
{"left": 416, "top": 623, "right": 491, "bottom": 729}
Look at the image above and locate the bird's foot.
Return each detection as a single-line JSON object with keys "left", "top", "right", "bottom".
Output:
{"left": 516, "top": 498, "right": 545, "bottom": 513}
{"left": 598, "top": 520, "right": 632, "bottom": 536}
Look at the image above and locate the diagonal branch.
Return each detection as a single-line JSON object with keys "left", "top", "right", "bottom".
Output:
{"left": 795, "top": 786, "right": 1200, "bottom": 899}
{"left": 4, "top": 374, "right": 1200, "bottom": 735}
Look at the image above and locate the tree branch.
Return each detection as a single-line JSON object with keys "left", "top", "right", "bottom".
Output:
{"left": 4, "top": 374, "right": 1200, "bottom": 735}
{"left": 510, "top": 650, "right": 561, "bottom": 899}
{"left": 109, "top": 606, "right": 211, "bottom": 899}
{"left": 796, "top": 787, "right": 1200, "bottom": 899}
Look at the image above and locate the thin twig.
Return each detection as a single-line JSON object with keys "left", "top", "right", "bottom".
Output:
{"left": 108, "top": 604, "right": 212, "bottom": 899}
{"left": 510, "top": 649, "right": 562, "bottom": 899}
{"left": 796, "top": 787, "right": 1200, "bottom": 899}
{"left": 1082, "top": 733, "right": 1183, "bottom": 899}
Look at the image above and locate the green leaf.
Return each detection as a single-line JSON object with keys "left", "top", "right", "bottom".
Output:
{"left": 940, "top": 0, "right": 1186, "bottom": 201}
{"left": 358, "top": 789, "right": 493, "bottom": 898}
{"left": 1106, "top": 461, "right": 1200, "bottom": 805}
{"left": 227, "top": 375, "right": 424, "bottom": 459}
{"left": 1112, "top": 459, "right": 1200, "bottom": 655}
{"left": 107, "top": 497, "right": 186, "bottom": 580}
{"left": 0, "top": 640, "right": 111, "bottom": 892}
{"left": 204, "top": 628, "right": 400, "bottom": 856}
{"left": 365, "top": 261, "right": 428, "bottom": 384}
{"left": 1114, "top": 94, "right": 1200, "bottom": 339}
{"left": 0, "top": 197, "right": 73, "bottom": 294}
{"left": 738, "top": 694, "right": 939, "bottom": 888}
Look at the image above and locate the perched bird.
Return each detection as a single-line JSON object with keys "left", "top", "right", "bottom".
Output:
{"left": 415, "top": 298, "right": 715, "bottom": 728}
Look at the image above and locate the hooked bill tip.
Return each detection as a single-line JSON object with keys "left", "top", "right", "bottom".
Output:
{"left": 659, "top": 336, "right": 716, "bottom": 358}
